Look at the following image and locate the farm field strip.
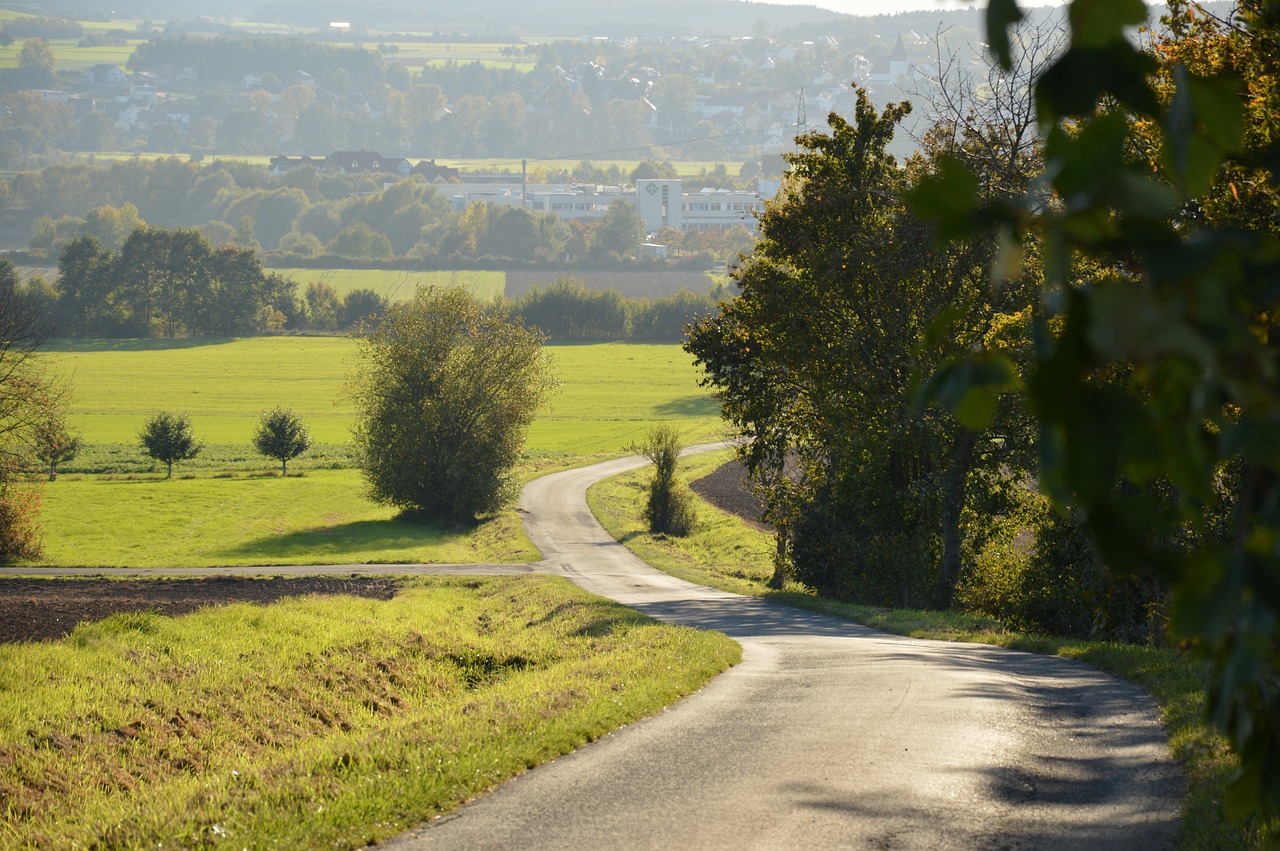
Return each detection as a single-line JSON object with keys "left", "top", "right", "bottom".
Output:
{"left": 46, "top": 339, "right": 718, "bottom": 449}
{"left": 269, "top": 268, "right": 506, "bottom": 302}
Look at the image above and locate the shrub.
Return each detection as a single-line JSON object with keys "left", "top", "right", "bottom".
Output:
{"left": 514, "top": 277, "right": 627, "bottom": 340}
{"left": 0, "top": 468, "right": 42, "bottom": 561}
{"left": 351, "top": 288, "right": 556, "bottom": 525}
{"left": 640, "top": 426, "right": 697, "bottom": 536}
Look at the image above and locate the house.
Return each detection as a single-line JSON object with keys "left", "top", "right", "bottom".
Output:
{"left": 332, "top": 153, "right": 412, "bottom": 177}
{"left": 83, "top": 64, "right": 127, "bottom": 86}
{"left": 268, "top": 151, "right": 414, "bottom": 177}
{"left": 413, "top": 159, "right": 460, "bottom": 182}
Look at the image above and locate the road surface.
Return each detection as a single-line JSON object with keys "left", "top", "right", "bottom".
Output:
{"left": 386, "top": 450, "right": 1183, "bottom": 849}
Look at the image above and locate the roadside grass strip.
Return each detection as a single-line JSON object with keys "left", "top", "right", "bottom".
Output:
{"left": 587, "top": 450, "right": 1278, "bottom": 850}
{"left": 0, "top": 576, "right": 740, "bottom": 849}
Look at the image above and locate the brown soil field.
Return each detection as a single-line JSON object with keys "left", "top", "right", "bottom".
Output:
{"left": 0, "top": 576, "right": 402, "bottom": 644}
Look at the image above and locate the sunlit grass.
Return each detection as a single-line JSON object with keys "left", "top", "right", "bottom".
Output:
{"left": 0, "top": 576, "right": 741, "bottom": 848}
{"left": 270, "top": 268, "right": 505, "bottom": 303}
{"left": 45, "top": 338, "right": 721, "bottom": 448}
{"left": 35, "top": 469, "right": 538, "bottom": 568}
{"left": 588, "top": 451, "right": 1278, "bottom": 850}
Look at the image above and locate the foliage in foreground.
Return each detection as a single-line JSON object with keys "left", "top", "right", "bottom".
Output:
{"left": 585, "top": 452, "right": 1277, "bottom": 849}
{"left": 912, "top": 0, "right": 1280, "bottom": 815}
{"left": 0, "top": 575, "right": 740, "bottom": 848}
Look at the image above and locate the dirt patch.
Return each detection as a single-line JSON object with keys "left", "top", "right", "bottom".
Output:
{"left": 0, "top": 576, "right": 402, "bottom": 644}
{"left": 691, "top": 460, "right": 771, "bottom": 530}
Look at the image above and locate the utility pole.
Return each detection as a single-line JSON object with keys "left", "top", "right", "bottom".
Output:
{"left": 796, "top": 88, "right": 807, "bottom": 149}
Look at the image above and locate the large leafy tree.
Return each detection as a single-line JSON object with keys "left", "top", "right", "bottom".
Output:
{"left": 351, "top": 288, "right": 557, "bottom": 525}
{"left": 687, "top": 88, "right": 1038, "bottom": 606}
{"left": 918, "top": 0, "right": 1280, "bottom": 815}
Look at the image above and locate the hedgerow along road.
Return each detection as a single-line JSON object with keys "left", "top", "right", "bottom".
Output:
{"left": 386, "top": 446, "right": 1182, "bottom": 849}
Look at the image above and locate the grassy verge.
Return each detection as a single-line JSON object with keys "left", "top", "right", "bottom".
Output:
{"left": 586, "top": 449, "right": 1276, "bottom": 850}
{"left": 0, "top": 575, "right": 740, "bottom": 848}
{"left": 32, "top": 469, "right": 538, "bottom": 568}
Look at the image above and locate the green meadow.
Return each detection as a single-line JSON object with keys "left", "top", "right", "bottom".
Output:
{"left": 46, "top": 337, "right": 721, "bottom": 450}
{"left": 271, "top": 268, "right": 505, "bottom": 303}
{"left": 25, "top": 338, "right": 722, "bottom": 567}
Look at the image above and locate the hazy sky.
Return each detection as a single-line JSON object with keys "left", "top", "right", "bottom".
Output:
{"left": 767, "top": 0, "right": 1066, "bottom": 15}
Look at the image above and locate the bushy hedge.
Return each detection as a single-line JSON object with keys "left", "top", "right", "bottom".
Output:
{"left": 511, "top": 278, "right": 718, "bottom": 342}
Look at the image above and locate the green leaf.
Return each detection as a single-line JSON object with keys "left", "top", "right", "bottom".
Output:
{"left": 1188, "top": 75, "right": 1245, "bottom": 153}
{"left": 921, "top": 354, "right": 1021, "bottom": 429}
{"left": 1164, "top": 67, "right": 1245, "bottom": 195}
{"left": 1068, "top": 0, "right": 1149, "bottom": 48}
{"left": 985, "top": 0, "right": 1026, "bottom": 70}
{"left": 1037, "top": 44, "right": 1160, "bottom": 120}
{"left": 904, "top": 155, "right": 981, "bottom": 242}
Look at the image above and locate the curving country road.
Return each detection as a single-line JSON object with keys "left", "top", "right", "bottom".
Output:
{"left": 3, "top": 448, "right": 1184, "bottom": 847}
{"left": 384, "top": 448, "right": 1184, "bottom": 849}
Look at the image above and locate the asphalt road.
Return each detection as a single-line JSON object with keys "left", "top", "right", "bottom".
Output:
{"left": 385, "top": 449, "right": 1183, "bottom": 850}
{"left": 4, "top": 447, "right": 1184, "bottom": 848}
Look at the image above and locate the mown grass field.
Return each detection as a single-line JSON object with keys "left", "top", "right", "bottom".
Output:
{"left": 44, "top": 337, "right": 721, "bottom": 449}
{"left": 25, "top": 338, "right": 721, "bottom": 567}
{"left": 587, "top": 451, "right": 1279, "bottom": 851}
{"left": 271, "top": 268, "right": 506, "bottom": 303}
{"left": 0, "top": 575, "right": 740, "bottom": 848}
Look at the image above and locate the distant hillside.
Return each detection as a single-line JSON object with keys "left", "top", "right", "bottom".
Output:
{"left": 252, "top": 0, "right": 848, "bottom": 38}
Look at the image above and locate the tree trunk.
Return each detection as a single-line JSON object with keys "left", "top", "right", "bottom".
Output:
{"left": 166, "top": 460, "right": 173, "bottom": 478}
{"left": 939, "top": 429, "right": 977, "bottom": 608}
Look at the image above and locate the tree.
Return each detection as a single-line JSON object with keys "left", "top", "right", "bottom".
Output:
{"left": 640, "top": 425, "right": 697, "bottom": 536}
{"left": 917, "top": 0, "right": 1280, "bottom": 815}
{"left": 0, "top": 258, "right": 58, "bottom": 558}
{"left": 591, "top": 199, "right": 645, "bottom": 259}
{"left": 252, "top": 406, "right": 310, "bottom": 475}
{"left": 32, "top": 409, "right": 79, "bottom": 481}
{"left": 304, "top": 281, "right": 339, "bottom": 331}
{"left": 339, "top": 288, "right": 389, "bottom": 331}
{"left": 327, "top": 223, "right": 393, "bottom": 260}
{"left": 139, "top": 412, "right": 202, "bottom": 478}
{"left": 17, "top": 38, "right": 53, "bottom": 73}
{"left": 351, "top": 288, "right": 557, "bottom": 525}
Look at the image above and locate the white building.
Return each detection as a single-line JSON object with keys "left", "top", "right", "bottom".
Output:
{"left": 446, "top": 179, "right": 773, "bottom": 234}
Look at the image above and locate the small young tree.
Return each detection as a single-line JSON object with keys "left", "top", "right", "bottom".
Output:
{"left": 139, "top": 411, "right": 202, "bottom": 478}
{"left": 640, "top": 425, "right": 697, "bottom": 536}
{"left": 32, "top": 411, "right": 80, "bottom": 481}
{"left": 252, "top": 405, "right": 311, "bottom": 475}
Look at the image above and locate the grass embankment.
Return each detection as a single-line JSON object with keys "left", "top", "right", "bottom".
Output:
{"left": 0, "top": 575, "right": 740, "bottom": 848}
{"left": 587, "top": 449, "right": 1278, "bottom": 850}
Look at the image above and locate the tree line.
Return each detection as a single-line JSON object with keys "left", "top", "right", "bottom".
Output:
{"left": 6, "top": 158, "right": 748, "bottom": 267}
{"left": 13, "top": 239, "right": 386, "bottom": 338}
